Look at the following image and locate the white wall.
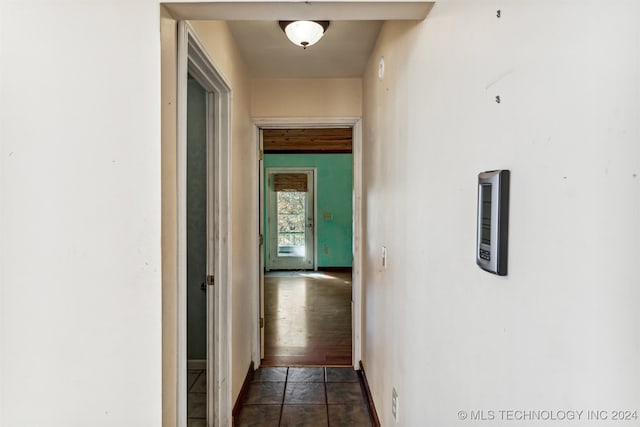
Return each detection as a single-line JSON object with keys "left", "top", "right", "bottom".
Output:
{"left": 0, "top": 1, "right": 162, "bottom": 426}
{"left": 362, "top": 1, "right": 640, "bottom": 426}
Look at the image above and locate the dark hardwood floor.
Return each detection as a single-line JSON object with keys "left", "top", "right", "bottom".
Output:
{"left": 262, "top": 271, "right": 352, "bottom": 366}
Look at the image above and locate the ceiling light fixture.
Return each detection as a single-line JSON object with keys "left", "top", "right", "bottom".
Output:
{"left": 279, "top": 20, "right": 330, "bottom": 49}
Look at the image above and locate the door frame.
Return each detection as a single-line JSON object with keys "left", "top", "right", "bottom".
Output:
{"left": 177, "top": 21, "right": 232, "bottom": 427}
{"left": 265, "top": 167, "right": 317, "bottom": 271}
{"left": 254, "top": 117, "right": 363, "bottom": 368}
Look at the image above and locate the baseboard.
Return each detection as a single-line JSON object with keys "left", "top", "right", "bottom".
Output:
{"left": 232, "top": 361, "right": 255, "bottom": 426}
{"left": 358, "top": 361, "right": 381, "bottom": 427}
{"left": 187, "top": 359, "right": 206, "bottom": 370}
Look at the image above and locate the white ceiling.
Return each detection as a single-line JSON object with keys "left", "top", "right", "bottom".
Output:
{"left": 226, "top": 20, "right": 383, "bottom": 78}
{"left": 166, "top": 2, "right": 433, "bottom": 21}
{"left": 166, "top": 2, "right": 434, "bottom": 79}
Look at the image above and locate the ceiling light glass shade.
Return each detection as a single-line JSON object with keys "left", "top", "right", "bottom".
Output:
{"left": 279, "top": 21, "right": 329, "bottom": 49}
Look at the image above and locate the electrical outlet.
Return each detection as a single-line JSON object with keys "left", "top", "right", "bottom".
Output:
{"left": 392, "top": 387, "right": 398, "bottom": 422}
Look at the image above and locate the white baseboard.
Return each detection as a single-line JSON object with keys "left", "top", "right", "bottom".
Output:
{"left": 187, "top": 359, "right": 206, "bottom": 370}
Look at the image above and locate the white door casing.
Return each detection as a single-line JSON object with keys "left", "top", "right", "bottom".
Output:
{"left": 253, "top": 118, "right": 363, "bottom": 370}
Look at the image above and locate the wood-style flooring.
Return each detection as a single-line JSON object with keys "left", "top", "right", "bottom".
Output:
{"left": 262, "top": 271, "right": 352, "bottom": 367}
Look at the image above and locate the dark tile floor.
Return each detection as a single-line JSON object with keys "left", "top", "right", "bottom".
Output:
{"left": 236, "top": 366, "right": 373, "bottom": 427}
{"left": 188, "top": 369, "right": 207, "bottom": 427}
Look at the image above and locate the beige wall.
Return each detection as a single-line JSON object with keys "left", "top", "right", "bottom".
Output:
{"left": 160, "top": 17, "right": 257, "bottom": 426}
{"left": 188, "top": 20, "right": 258, "bottom": 409}
{"left": 362, "top": 2, "right": 640, "bottom": 425}
{"left": 251, "top": 78, "right": 362, "bottom": 117}
{"left": 160, "top": 5, "right": 178, "bottom": 427}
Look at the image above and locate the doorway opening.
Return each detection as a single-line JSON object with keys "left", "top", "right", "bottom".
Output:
{"left": 177, "top": 22, "right": 232, "bottom": 427}
{"left": 255, "top": 120, "right": 363, "bottom": 369}
{"left": 185, "top": 72, "right": 208, "bottom": 424}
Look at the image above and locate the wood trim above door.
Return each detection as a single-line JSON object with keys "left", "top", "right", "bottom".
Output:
{"left": 263, "top": 128, "right": 352, "bottom": 153}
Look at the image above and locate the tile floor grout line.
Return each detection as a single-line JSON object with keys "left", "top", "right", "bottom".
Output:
{"left": 324, "top": 367, "right": 330, "bottom": 427}
{"left": 278, "top": 367, "right": 288, "bottom": 427}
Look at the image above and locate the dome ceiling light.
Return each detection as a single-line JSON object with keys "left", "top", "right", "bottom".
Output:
{"left": 279, "top": 20, "right": 330, "bottom": 49}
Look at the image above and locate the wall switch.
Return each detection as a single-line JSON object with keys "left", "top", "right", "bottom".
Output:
{"left": 392, "top": 387, "right": 398, "bottom": 422}
{"left": 381, "top": 246, "right": 387, "bottom": 269}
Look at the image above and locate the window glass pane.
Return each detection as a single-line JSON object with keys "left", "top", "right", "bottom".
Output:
{"left": 277, "top": 191, "right": 306, "bottom": 257}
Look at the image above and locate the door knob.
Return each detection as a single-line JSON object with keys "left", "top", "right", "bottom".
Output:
{"left": 200, "top": 275, "right": 215, "bottom": 291}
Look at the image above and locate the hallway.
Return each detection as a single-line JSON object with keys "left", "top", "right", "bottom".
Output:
{"left": 262, "top": 271, "right": 353, "bottom": 367}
